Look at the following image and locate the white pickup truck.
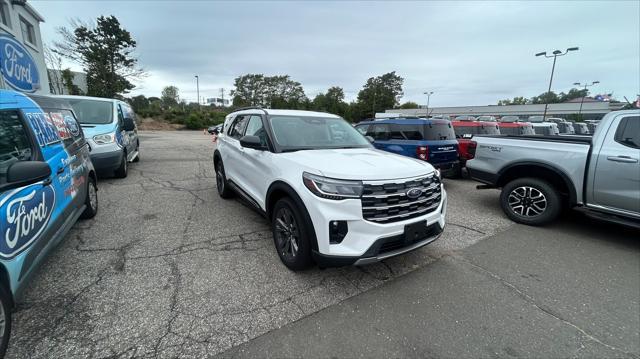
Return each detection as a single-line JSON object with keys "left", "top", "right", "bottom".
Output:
{"left": 467, "top": 110, "right": 639, "bottom": 227}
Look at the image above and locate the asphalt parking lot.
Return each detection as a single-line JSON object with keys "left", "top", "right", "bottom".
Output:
{"left": 6, "top": 131, "right": 639, "bottom": 358}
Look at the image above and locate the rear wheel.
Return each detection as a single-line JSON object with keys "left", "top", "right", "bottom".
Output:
{"left": 114, "top": 151, "right": 128, "bottom": 178}
{"left": 500, "top": 177, "right": 561, "bottom": 226}
{"left": 0, "top": 285, "right": 12, "bottom": 358}
{"left": 272, "top": 197, "right": 313, "bottom": 270}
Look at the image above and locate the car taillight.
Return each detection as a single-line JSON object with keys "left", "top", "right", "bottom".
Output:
{"left": 467, "top": 141, "right": 477, "bottom": 159}
{"left": 416, "top": 146, "right": 429, "bottom": 160}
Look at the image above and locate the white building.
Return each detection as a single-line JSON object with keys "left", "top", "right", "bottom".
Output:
{"left": 0, "top": 0, "right": 49, "bottom": 94}
{"left": 206, "top": 97, "right": 231, "bottom": 107}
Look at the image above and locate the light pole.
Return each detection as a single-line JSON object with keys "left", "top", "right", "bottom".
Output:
{"left": 423, "top": 91, "right": 434, "bottom": 116}
{"left": 535, "top": 47, "right": 579, "bottom": 120}
{"left": 573, "top": 81, "right": 599, "bottom": 115}
{"left": 194, "top": 75, "right": 200, "bottom": 107}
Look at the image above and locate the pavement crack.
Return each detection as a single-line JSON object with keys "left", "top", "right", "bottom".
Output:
{"left": 453, "top": 254, "right": 639, "bottom": 359}
{"left": 448, "top": 222, "right": 486, "bottom": 235}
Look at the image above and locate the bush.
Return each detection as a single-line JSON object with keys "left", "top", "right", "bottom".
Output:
{"left": 184, "top": 113, "right": 205, "bottom": 129}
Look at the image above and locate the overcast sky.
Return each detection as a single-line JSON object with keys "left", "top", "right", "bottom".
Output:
{"left": 32, "top": 0, "right": 639, "bottom": 107}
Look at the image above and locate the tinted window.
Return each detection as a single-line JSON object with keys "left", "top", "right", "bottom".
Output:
{"left": 66, "top": 99, "right": 114, "bottom": 125}
{"left": 0, "top": 111, "right": 33, "bottom": 185}
{"left": 453, "top": 125, "right": 478, "bottom": 137}
{"left": 355, "top": 124, "right": 369, "bottom": 135}
{"left": 390, "top": 124, "right": 424, "bottom": 140}
{"left": 228, "top": 115, "right": 248, "bottom": 139}
{"left": 244, "top": 115, "right": 268, "bottom": 147}
{"left": 269, "top": 116, "right": 370, "bottom": 150}
{"left": 615, "top": 116, "right": 639, "bottom": 149}
{"left": 369, "top": 124, "right": 389, "bottom": 141}
{"left": 424, "top": 122, "right": 455, "bottom": 140}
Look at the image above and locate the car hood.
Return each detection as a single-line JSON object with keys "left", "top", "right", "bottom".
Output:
{"left": 278, "top": 148, "right": 435, "bottom": 181}
{"left": 81, "top": 123, "right": 116, "bottom": 137}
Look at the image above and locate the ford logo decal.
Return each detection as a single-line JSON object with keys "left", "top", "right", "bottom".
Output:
{"left": 0, "top": 184, "right": 55, "bottom": 259}
{"left": 0, "top": 34, "right": 41, "bottom": 93}
{"left": 406, "top": 188, "right": 422, "bottom": 199}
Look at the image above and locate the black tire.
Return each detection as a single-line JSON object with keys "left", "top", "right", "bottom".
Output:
{"left": 114, "top": 151, "right": 128, "bottom": 178}
{"left": 500, "top": 177, "right": 562, "bottom": 226}
{"left": 215, "top": 160, "right": 233, "bottom": 199}
{"left": 132, "top": 141, "right": 140, "bottom": 163}
{"left": 449, "top": 164, "right": 464, "bottom": 179}
{"left": 80, "top": 176, "right": 98, "bottom": 219}
{"left": 0, "top": 285, "right": 12, "bottom": 358}
{"left": 271, "top": 197, "right": 313, "bottom": 271}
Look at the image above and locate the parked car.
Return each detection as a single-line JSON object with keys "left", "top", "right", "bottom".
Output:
{"left": 531, "top": 122, "right": 560, "bottom": 135}
{"left": 586, "top": 121, "right": 599, "bottom": 134}
{"left": 355, "top": 118, "right": 459, "bottom": 176}
{"left": 547, "top": 118, "right": 575, "bottom": 134}
{"left": 451, "top": 120, "right": 501, "bottom": 177}
{"left": 214, "top": 108, "right": 447, "bottom": 270}
{"left": 500, "top": 116, "right": 521, "bottom": 122}
{"left": 498, "top": 122, "right": 536, "bottom": 135}
{"left": 454, "top": 115, "right": 476, "bottom": 121}
{"left": 476, "top": 116, "right": 497, "bottom": 122}
{"left": 208, "top": 124, "right": 223, "bottom": 134}
{"left": 571, "top": 121, "right": 590, "bottom": 135}
{"left": 467, "top": 110, "right": 639, "bottom": 227}
{"left": 0, "top": 90, "right": 98, "bottom": 356}
{"left": 57, "top": 96, "right": 140, "bottom": 178}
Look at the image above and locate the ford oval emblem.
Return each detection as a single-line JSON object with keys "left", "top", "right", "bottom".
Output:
{"left": 0, "top": 184, "right": 55, "bottom": 259}
{"left": 406, "top": 188, "right": 422, "bottom": 199}
{"left": 0, "top": 34, "right": 41, "bottom": 93}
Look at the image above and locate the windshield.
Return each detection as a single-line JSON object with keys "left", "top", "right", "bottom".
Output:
{"left": 66, "top": 99, "right": 114, "bottom": 125}
{"left": 269, "top": 115, "right": 371, "bottom": 151}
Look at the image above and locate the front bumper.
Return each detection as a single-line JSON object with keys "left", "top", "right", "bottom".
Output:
{"left": 303, "top": 186, "right": 447, "bottom": 266}
{"left": 90, "top": 150, "right": 123, "bottom": 172}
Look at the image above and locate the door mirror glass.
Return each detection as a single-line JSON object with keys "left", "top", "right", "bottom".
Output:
{"left": 240, "top": 135, "right": 265, "bottom": 150}
{"left": 123, "top": 117, "right": 136, "bottom": 131}
{"left": 5, "top": 161, "right": 51, "bottom": 187}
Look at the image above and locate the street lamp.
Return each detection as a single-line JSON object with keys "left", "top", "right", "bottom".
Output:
{"left": 423, "top": 91, "right": 434, "bottom": 116}
{"left": 195, "top": 75, "right": 200, "bottom": 107}
{"left": 535, "top": 47, "right": 579, "bottom": 120}
{"left": 573, "top": 80, "right": 599, "bottom": 115}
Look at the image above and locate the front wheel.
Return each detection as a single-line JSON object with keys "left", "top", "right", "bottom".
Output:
{"left": 114, "top": 151, "right": 128, "bottom": 178}
{"left": 215, "top": 160, "right": 233, "bottom": 199}
{"left": 0, "top": 285, "right": 12, "bottom": 358}
{"left": 80, "top": 176, "right": 98, "bottom": 219}
{"left": 272, "top": 197, "right": 313, "bottom": 271}
{"left": 500, "top": 177, "right": 561, "bottom": 226}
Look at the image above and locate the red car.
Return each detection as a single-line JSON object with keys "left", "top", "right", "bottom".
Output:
{"left": 497, "top": 121, "right": 536, "bottom": 136}
{"left": 451, "top": 120, "right": 501, "bottom": 177}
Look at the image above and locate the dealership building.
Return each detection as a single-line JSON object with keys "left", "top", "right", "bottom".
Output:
{"left": 0, "top": 0, "right": 48, "bottom": 94}
{"left": 386, "top": 101, "right": 627, "bottom": 121}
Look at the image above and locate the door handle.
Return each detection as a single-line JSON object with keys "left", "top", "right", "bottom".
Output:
{"left": 607, "top": 156, "right": 638, "bottom": 163}
{"left": 56, "top": 166, "right": 65, "bottom": 174}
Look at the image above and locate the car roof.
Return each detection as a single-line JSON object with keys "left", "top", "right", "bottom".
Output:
{"left": 231, "top": 108, "right": 341, "bottom": 118}
{"left": 53, "top": 94, "right": 119, "bottom": 103}
{"left": 357, "top": 118, "right": 449, "bottom": 125}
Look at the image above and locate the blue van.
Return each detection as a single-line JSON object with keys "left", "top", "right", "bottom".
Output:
{"left": 57, "top": 96, "right": 140, "bottom": 178}
{"left": 355, "top": 118, "right": 459, "bottom": 175}
{"left": 0, "top": 90, "right": 98, "bottom": 355}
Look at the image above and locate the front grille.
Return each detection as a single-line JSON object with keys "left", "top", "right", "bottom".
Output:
{"left": 361, "top": 175, "right": 442, "bottom": 224}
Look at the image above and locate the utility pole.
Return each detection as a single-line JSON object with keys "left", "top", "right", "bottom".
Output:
{"left": 573, "top": 81, "right": 599, "bottom": 115}
{"left": 195, "top": 75, "right": 200, "bottom": 107}
{"left": 535, "top": 47, "right": 579, "bottom": 120}
{"left": 424, "top": 91, "right": 434, "bottom": 116}
{"left": 220, "top": 88, "right": 225, "bottom": 107}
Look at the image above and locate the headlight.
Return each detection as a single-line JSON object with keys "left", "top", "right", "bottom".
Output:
{"left": 93, "top": 132, "right": 116, "bottom": 145}
{"left": 302, "top": 172, "right": 363, "bottom": 200}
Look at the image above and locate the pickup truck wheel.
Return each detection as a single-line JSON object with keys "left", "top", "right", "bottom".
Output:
{"left": 500, "top": 178, "right": 561, "bottom": 226}
{"left": 272, "top": 197, "right": 313, "bottom": 271}
{"left": 0, "top": 284, "right": 11, "bottom": 358}
{"left": 215, "top": 161, "right": 233, "bottom": 199}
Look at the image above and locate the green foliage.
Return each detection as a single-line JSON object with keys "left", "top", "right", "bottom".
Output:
{"left": 498, "top": 96, "right": 529, "bottom": 106}
{"left": 54, "top": 16, "right": 145, "bottom": 98}
{"left": 129, "top": 95, "right": 149, "bottom": 113}
{"left": 356, "top": 71, "right": 404, "bottom": 119}
{"left": 231, "top": 74, "right": 308, "bottom": 108}
{"left": 500, "top": 88, "right": 589, "bottom": 106}
{"left": 61, "top": 68, "right": 83, "bottom": 95}
{"left": 184, "top": 113, "right": 205, "bottom": 130}
{"left": 161, "top": 86, "right": 180, "bottom": 108}
{"left": 398, "top": 101, "right": 420, "bottom": 109}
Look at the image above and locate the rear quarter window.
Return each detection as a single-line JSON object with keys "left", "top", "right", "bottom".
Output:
{"left": 424, "top": 122, "right": 455, "bottom": 140}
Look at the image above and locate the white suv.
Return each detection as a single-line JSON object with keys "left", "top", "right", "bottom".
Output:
{"left": 213, "top": 108, "right": 447, "bottom": 270}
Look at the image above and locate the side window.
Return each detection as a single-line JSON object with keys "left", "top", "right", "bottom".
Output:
{"left": 228, "top": 115, "right": 248, "bottom": 139}
{"left": 0, "top": 110, "right": 33, "bottom": 185}
{"left": 389, "top": 125, "right": 405, "bottom": 140}
{"left": 244, "top": 115, "right": 268, "bottom": 146}
{"left": 355, "top": 125, "right": 369, "bottom": 135}
{"left": 614, "top": 116, "right": 639, "bottom": 149}
{"left": 368, "top": 124, "right": 389, "bottom": 141}
{"left": 117, "top": 104, "right": 125, "bottom": 125}
{"left": 41, "top": 109, "right": 84, "bottom": 149}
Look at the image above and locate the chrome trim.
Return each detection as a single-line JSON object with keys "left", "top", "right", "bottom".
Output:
{"left": 362, "top": 173, "right": 436, "bottom": 185}
{"left": 354, "top": 228, "right": 444, "bottom": 265}
{"left": 361, "top": 183, "right": 439, "bottom": 198}
{"left": 363, "top": 192, "right": 441, "bottom": 210}
{"left": 365, "top": 201, "right": 440, "bottom": 222}
{"left": 585, "top": 203, "right": 640, "bottom": 220}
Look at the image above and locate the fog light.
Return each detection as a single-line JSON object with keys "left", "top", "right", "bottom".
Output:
{"left": 329, "top": 220, "right": 348, "bottom": 244}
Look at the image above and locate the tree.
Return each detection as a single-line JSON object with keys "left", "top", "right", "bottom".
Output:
{"left": 129, "top": 95, "right": 149, "bottom": 113}
{"left": 398, "top": 101, "right": 420, "bottom": 109}
{"left": 530, "top": 91, "right": 560, "bottom": 104}
{"left": 497, "top": 96, "right": 529, "bottom": 106}
{"left": 558, "top": 88, "right": 588, "bottom": 103}
{"left": 356, "top": 71, "right": 404, "bottom": 119}
{"left": 61, "top": 69, "right": 83, "bottom": 95}
{"left": 54, "top": 16, "right": 145, "bottom": 98}
{"left": 44, "top": 47, "right": 65, "bottom": 94}
{"left": 161, "top": 86, "right": 180, "bottom": 108}
{"left": 231, "top": 74, "right": 308, "bottom": 109}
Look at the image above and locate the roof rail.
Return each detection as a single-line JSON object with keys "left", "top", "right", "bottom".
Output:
{"left": 231, "top": 106, "right": 268, "bottom": 114}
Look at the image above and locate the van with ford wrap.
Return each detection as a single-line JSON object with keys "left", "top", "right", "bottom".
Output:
{"left": 0, "top": 90, "right": 98, "bottom": 356}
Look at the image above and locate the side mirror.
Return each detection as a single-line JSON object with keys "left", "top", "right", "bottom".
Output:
{"left": 5, "top": 161, "right": 52, "bottom": 188}
{"left": 366, "top": 136, "right": 375, "bottom": 143}
{"left": 240, "top": 135, "right": 265, "bottom": 150}
{"left": 123, "top": 117, "right": 136, "bottom": 131}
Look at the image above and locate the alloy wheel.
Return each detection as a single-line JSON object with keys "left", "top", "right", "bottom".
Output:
{"left": 508, "top": 186, "right": 547, "bottom": 217}
{"left": 274, "top": 207, "right": 299, "bottom": 260}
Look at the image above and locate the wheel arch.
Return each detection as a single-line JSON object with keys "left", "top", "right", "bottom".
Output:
{"left": 266, "top": 181, "right": 319, "bottom": 252}
{"left": 497, "top": 162, "right": 577, "bottom": 205}
{"left": 0, "top": 265, "right": 14, "bottom": 308}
